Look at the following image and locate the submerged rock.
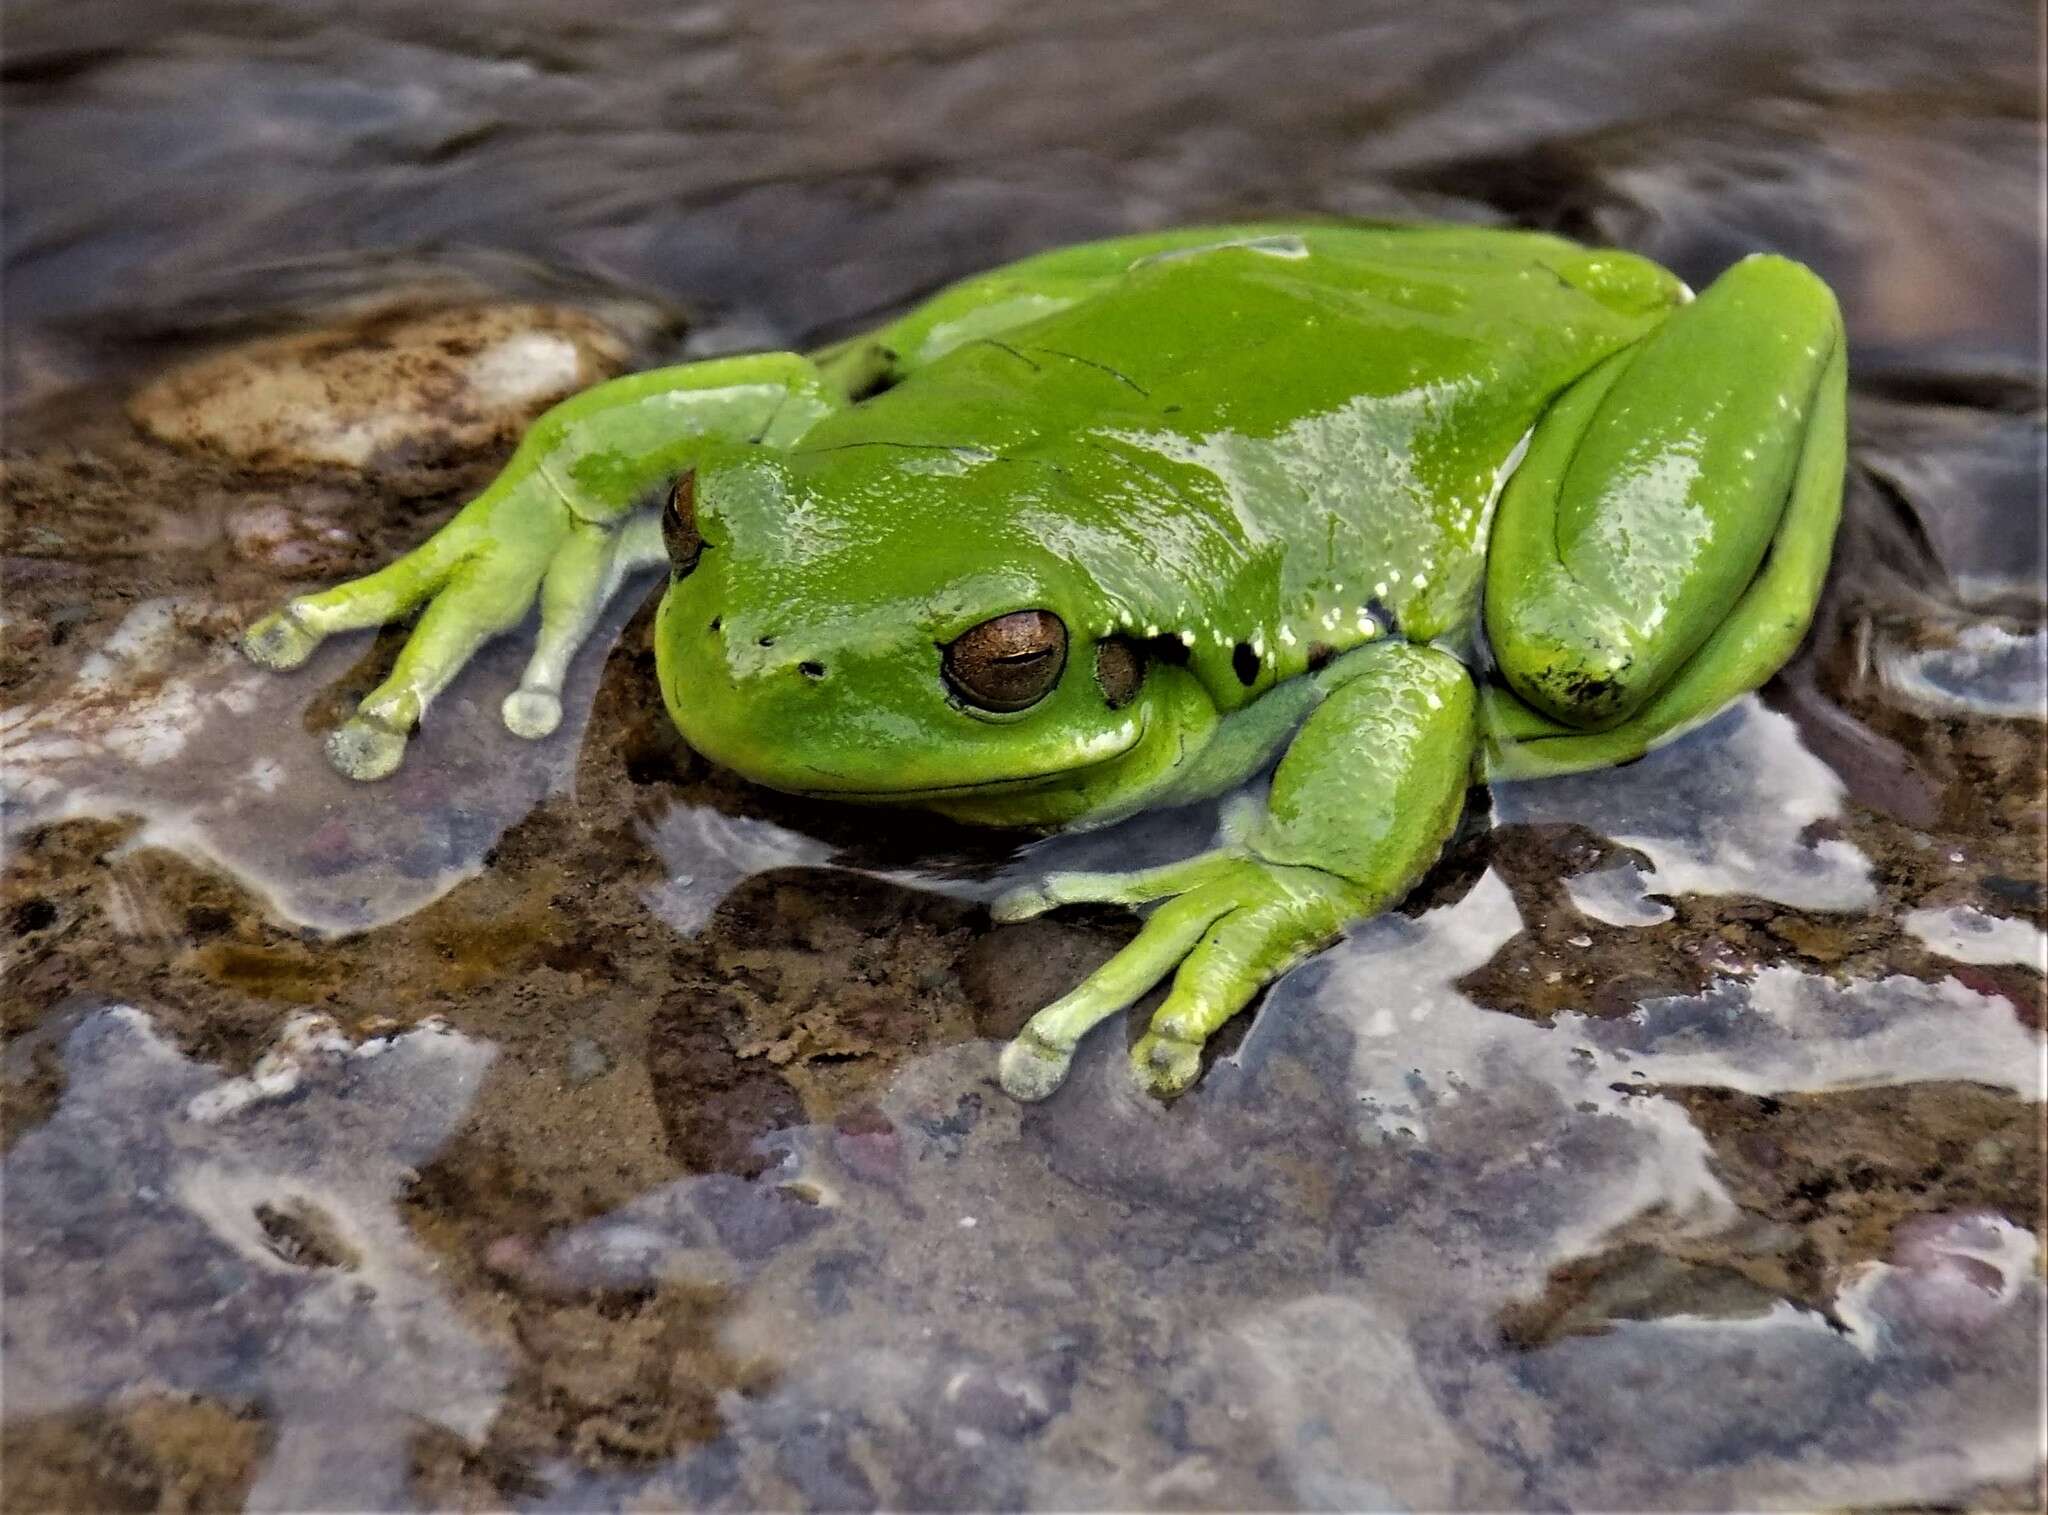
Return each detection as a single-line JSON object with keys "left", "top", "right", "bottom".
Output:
{"left": 127, "top": 303, "right": 644, "bottom": 484}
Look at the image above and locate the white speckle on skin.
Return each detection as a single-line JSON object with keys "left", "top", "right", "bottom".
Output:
{"left": 897, "top": 448, "right": 997, "bottom": 478}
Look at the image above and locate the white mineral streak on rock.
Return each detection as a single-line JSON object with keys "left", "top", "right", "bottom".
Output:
{"left": 1905, "top": 903, "right": 2048, "bottom": 969}
{"left": 1498, "top": 695, "right": 1877, "bottom": 913}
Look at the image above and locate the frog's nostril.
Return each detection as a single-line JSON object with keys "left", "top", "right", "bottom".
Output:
{"left": 798, "top": 660, "right": 826, "bottom": 680}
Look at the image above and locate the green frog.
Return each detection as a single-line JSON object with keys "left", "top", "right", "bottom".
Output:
{"left": 241, "top": 222, "right": 1846, "bottom": 1101}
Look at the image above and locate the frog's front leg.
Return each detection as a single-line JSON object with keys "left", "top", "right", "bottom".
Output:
{"left": 997, "top": 642, "right": 1477, "bottom": 1100}
{"left": 241, "top": 352, "right": 844, "bottom": 778}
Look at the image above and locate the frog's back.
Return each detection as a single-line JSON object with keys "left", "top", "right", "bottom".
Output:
{"left": 803, "top": 224, "right": 1688, "bottom": 700}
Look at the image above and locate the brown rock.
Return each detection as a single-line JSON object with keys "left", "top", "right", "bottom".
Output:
{"left": 128, "top": 303, "right": 639, "bottom": 484}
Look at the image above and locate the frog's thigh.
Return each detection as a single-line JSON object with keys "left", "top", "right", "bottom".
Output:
{"left": 1485, "top": 254, "right": 1847, "bottom": 732}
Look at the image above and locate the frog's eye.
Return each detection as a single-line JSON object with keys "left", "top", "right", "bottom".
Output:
{"left": 662, "top": 471, "right": 704, "bottom": 577}
{"left": 1094, "top": 636, "right": 1146, "bottom": 708}
{"left": 943, "top": 610, "right": 1067, "bottom": 712}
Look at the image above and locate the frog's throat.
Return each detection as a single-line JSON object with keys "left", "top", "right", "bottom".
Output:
{"left": 786, "top": 716, "right": 1151, "bottom": 803}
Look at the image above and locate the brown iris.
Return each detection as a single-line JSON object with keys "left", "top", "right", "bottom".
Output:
{"left": 662, "top": 470, "right": 703, "bottom": 576}
{"left": 943, "top": 610, "right": 1067, "bottom": 712}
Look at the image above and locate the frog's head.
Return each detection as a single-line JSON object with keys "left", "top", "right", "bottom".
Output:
{"left": 652, "top": 445, "right": 1219, "bottom": 827}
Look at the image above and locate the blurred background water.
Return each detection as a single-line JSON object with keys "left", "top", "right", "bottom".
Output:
{"left": 2, "top": 2, "right": 2044, "bottom": 1509}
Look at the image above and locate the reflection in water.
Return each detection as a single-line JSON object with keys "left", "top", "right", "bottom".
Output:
{"left": 1, "top": 1011, "right": 502, "bottom": 1511}
{"left": 1, "top": 585, "right": 654, "bottom": 933}
{"left": 1496, "top": 696, "right": 1877, "bottom": 914}
{"left": 9, "top": 935, "right": 2037, "bottom": 1506}
{"left": 1882, "top": 623, "right": 2048, "bottom": 721}
{"left": 497, "top": 869, "right": 2042, "bottom": 1509}
{"left": 637, "top": 793, "right": 1237, "bottom": 936}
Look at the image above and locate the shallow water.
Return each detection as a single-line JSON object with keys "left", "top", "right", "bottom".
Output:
{"left": 3, "top": 2, "right": 2044, "bottom": 1509}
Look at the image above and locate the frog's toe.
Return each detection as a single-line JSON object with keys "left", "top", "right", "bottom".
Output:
{"left": 997, "top": 1029, "right": 1075, "bottom": 1101}
{"left": 501, "top": 685, "right": 563, "bottom": 739}
{"left": 993, "top": 854, "right": 1247, "bottom": 923}
{"left": 1130, "top": 1031, "right": 1203, "bottom": 1098}
{"left": 241, "top": 606, "right": 323, "bottom": 670}
{"left": 326, "top": 713, "right": 410, "bottom": 781}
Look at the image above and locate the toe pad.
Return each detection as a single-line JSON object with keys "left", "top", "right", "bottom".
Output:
{"left": 502, "top": 686, "right": 563, "bottom": 739}
{"left": 998, "top": 1033, "right": 1074, "bottom": 1101}
{"left": 241, "top": 608, "right": 321, "bottom": 670}
{"left": 326, "top": 715, "right": 409, "bottom": 781}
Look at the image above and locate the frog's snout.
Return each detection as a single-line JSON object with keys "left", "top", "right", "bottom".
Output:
{"left": 713, "top": 625, "right": 832, "bottom": 687}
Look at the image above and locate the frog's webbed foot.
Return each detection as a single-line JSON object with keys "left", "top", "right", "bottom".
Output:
{"left": 240, "top": 350, "right": 842, "bottom": 779}
{"left": 242, "top": 603, "right": 326, "bottom": 671}
{"left": 996, "top": 852, "right": 1358, "bottom": 1101}
{"left": 996, "top": 643, "right": 1479, "bottom": 1103}
{"left": 241, "top": 499, "right": 665, "bottom": 779}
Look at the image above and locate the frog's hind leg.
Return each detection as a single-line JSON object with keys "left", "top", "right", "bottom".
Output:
{"left": 1481, "top": 254, "right": 1847, "bottom": 779}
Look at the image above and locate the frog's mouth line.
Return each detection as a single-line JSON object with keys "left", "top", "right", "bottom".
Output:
{"left": 792, "top": 718, "right": 1150, "bottom": 802}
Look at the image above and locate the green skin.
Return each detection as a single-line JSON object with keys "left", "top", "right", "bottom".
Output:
{"left": 242, "top": 223, "right": 1847, "bottom": 1102}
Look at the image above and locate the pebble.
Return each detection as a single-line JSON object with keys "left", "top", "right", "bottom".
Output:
{"left": 129, "top": 303, "right": 641, "bottom": 481}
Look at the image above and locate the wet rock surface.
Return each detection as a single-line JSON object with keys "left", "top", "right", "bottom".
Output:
{"left": 3, "top": 1, "right": 2043, "bottom": 1509}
